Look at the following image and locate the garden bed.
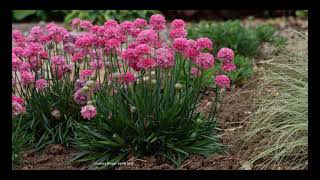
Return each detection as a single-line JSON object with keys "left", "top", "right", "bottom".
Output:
{"left": 13, "top": 16, "right": 307, "bottom": 170}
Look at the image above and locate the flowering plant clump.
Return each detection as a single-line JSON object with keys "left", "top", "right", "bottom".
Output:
{"left": 12, "top": 14, "right": 235, "bottom": 168}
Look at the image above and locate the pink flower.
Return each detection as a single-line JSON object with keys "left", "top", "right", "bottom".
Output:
{"left": 40, "top": 34, "right": 51, "bottom": 45}
{"left": 72, "top": 50, "right": 85, "bottom": 62}
{"left": 81, "top": 105, "right": 97, "bottom": 120}
{"left": 104, "top": 38, "right": 121, "bottom": 52}
{"left": 104, "top": 19, "right": 119, "bottom": 28}
{"left": 150, "top": 14, "right": 166, "bottom": 31}
{"left": 222, "top": 63, "right": 236, "bottom": 72}
{"left": 120, "top": 21, "right": 133, "bottom": 33}
{"left": 80, "top": 20, "right": 93, "bottom": 30}
{"left": 51, "top": 56, "right": 65, "bottom": 66}
{"left": 133, "top": 18, "right": 147, "bottom": 28}
{"left": 135, "top": 43, "right": 151, "bottom": 56}
{"left": 89, "top": 59, "right": 104, "bottom": 70}
{"left": 172, "top": 38, "right": 189, "bottom": 52}
{"left": 12, "top": 47, "right": 24, "bottom": 57}
{"left": 171, "top": 19, "right": 186, "bottom": 29}
{"left": 215, "top": 75, "right": 231, "bottom": 88}
{"left": 121, "top": 48, "right": 138, "bottom": 61}
{"left": 12, "top": 95, "right": 24, "bottom": 105}
{"left": 75, "top": 78, "right": 86, "bottom": 91}
{"left": 64, "top": 43, "right": 77, "bottom": 54}
{"left": 74, "top": 89, "right": 90, "bottom": 105}
{"left": 90, "top": 25, "right": 101, "bottom": 33}
{"left": 190, "top": 67, "right": 201, "bottom": 77}
{"left": 39, "top": 51, "right": 48, "bottom": 59}
{"left": 80, "top": 69, "right": 93, "bottom": 79}
{"left": 137, "top": 58, "right": 157, "bottom": 70}
{"left": 19, "top": 62, "right": 31, "bottom": 72}
{"left": 75, "top": 33, "right": 97, "bottom": 48}
{"left": 128, "top": 28, "right": 142, "bottom": 38}
{"left": 47, "top": 24, "right": 69, "bottom": 43}
{"left": 71, "top": 18, "right": 81, "bottom": 28}
{"left": 169, "top": 28, "right": 187, "bottom": 39}
{"left": 194, "top": 53, "right": 215, "bottom": 70}
{"left": 136, "top": 29, "right": 158, "bottom": 45}
{"left": 35, "top": 79, "right": 48, "bottom": 91}
{"left": 12, "top": 94, "right": 26, "bottom": 116}
{"left": 20, "top": 71, "right": 35, "bottom": 85}
{"left": 12, "top": 30, "right": 26, "bottom": 47}
{"left": 63, "top": 33, "right": 77, "bottom": 44}
{"left": 12, "top": 57, "right": 22, "bottom": 72}
{"left": 155, "top": 47, "right": 175, "bottom": 68}
{"left": 217, "top": 47, "right": 234, "bottom": 63}
{"left": 120, "top": 72, "right": 136, "bottom": 84}
{"left": 183, "top": 40, "right": 200, "bottom": 59}
{"left": 196, "top": 37, "right": 213, "bottom": 50}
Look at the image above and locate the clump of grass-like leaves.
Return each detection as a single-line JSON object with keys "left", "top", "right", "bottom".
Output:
{"left": 241, "top": 40, "right": 308, "bottom": 170}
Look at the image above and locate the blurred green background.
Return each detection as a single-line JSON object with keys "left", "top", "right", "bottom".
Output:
{"left": 12, "top": 10, "right": 307, "bottom": 23}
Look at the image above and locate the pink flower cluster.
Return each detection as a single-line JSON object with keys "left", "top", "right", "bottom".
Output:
{"left": 12, "top": 14, "right": 236, "bottom": 121}
{"left": 81, "top": 105, "right": 97, "bottom": 120}
{"left": 12, "top": 95, "right": 26, "bottom": 116}
{"left": 215, "top": 75, "right": 231, "bottom": 88}
{"left": 217, "top": 47, "right": 236, "bottom": 72}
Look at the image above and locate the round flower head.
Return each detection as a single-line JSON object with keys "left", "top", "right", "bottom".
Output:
{"left": 74, "top": 89, "right": 90, "bottom": 105}
{"left": 194, "top": 53, "right": 215, "bottom": 70}
{"left": 169, "top": 28, "right": 187, "bottom": 39}
{"left": 104, "top": 19, "right": 119, "bottom": 28}
{"left": 222, "top": 63, "right": 236, "bottom": 72}
{"left": 80, "top": 20, "right": 93, "bottom": 30}
{"left": 72, "top": 50, "right": 85, "bottom": 62}
{"left": 81, "top": 105, "right": 97, "bottom": 120}
{"left": 20, "top": 71, "right": 35, "bottom": 85}
{"left": 35, "top": 79, "right": 48, "bottom": 91}
{"left": 120, "top": 21, "right": 133, "bottom": 33}
{"left": 75, "top": 33, "right": 97, "bottom": 48}
{"left": 19, "top": 62, "right": 31, "bottom": 72}
{"left": 136, "top": 29, "right": 158, "bottom": 45}
{"left": 137, "top": 58, "right": 157, "bottom": 70}
{"left": 75, "top": 78, "right": 86, "bottom": 91}
{"left": 190, "top": 67, "right": 202, "bottom": 77}
{"left": 39, "top": 51, "right": 48, "bottom": 59}
{"left": 150, "top": 14, "right": 166, "bottom": 31}
{"left": 12, "top": 101, "right": 26, "bottom": 116}
{"left": 12, "top": 95, "right": 24, "bottom": 105}
{"left": 64, "top": 43, "right": 77, "bottom": 54}
{"left": 135, "top": 43, "right": 151, "bottom": 56}
{"left": 89, "top": 59, "right": 104, "bottom": 70}
{"left": 12, "top": 30, "right": 26, "bottom": 47}
{"left": 155, "top": 47, "right": 175, "bottom": 68}
{"left": 171, "top": 19, "right": 186, "bottom": 29}
{"left": 133, "top": 18, "right": 148, "bottom": 28}
{"left": 51, "top": 56, "right": 65, "bottom": 66}
{"left": 12, "top": 57, "right": 22, "bottom": 72}
{"left": 120, "top": 72, "right": 137, "bottom": 85}
{"left": 217, "top": 47, "right": 234, "bottom": 63}
{"left": 71, "top": 18, "right": 81, "bottom": 28}
{"left": 80, "top": 69, "right": 94, "bottom": 79}
{"left": 183, "top": 39, "right": 200, "bottom": 58}
{"left": 12, "top": 47, "right": 24, "bottom": 57}
{"left": 172, "top": 38, "right": 189, "bottom": 52}
{"left": 215, "top": 75, "right": 231, "bottom": 88}
{"left": 196, "top": 37, "right": 213, "bottom": 50}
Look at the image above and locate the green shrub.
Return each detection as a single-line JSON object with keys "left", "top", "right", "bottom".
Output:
{"left": 241, "top": 46, "right": 308, "bottom": 169}
{"left": 188, "top": 20, "right": 287, "bottom": 57}
{"left": 64, "top": 10, "right": 159, "bottom": 25}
